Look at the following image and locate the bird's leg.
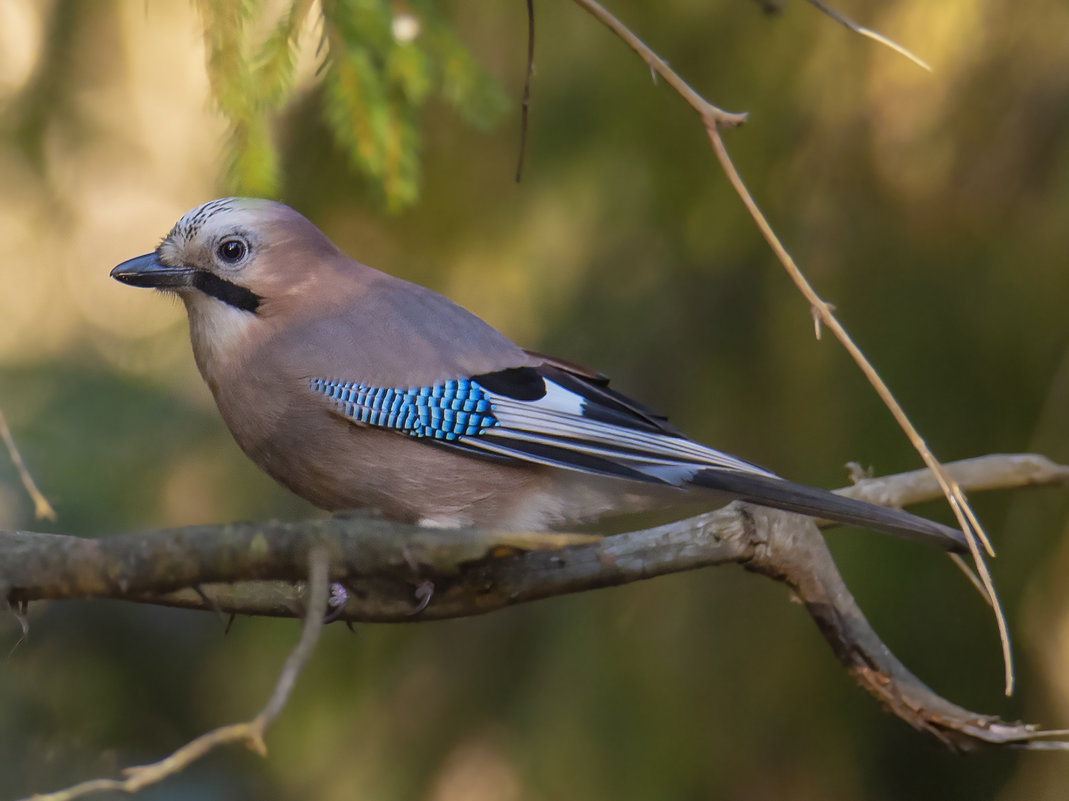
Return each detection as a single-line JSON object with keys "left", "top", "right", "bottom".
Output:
{"left": 322, "top": 582, "right": 350, "bottom": 623}
{"left": 409, "top": 579, "right": 435, "bottom": 616}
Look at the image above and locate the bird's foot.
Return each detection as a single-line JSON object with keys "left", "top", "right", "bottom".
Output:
{"left": 323, "top": 582, "right": 350, "bottom": 623}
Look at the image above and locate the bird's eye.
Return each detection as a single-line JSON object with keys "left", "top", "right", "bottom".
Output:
{"left": 217, "top": 238, "right": 248, "bottom": 263}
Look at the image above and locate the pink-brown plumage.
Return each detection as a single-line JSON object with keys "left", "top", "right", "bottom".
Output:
{"left": 111, "top": 198, "right": 966, "bottom": 549}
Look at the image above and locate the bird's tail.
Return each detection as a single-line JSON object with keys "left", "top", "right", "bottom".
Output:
{"left": 692, "top": 469, "right": 967, "bottom": 552}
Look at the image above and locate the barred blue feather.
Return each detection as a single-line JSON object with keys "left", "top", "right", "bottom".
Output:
{"left": 310, "top": 370, "right": 776, "bottom": 482}
{"left": 310, "top": 377, "right": 498, "bottom": 440}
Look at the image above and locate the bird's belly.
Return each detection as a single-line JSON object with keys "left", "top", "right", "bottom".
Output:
{"left": 233, "top": 409, "right": 680, "bottom": 529}
{"left": 236, "top": 412, "right": 541, "bottom": 525}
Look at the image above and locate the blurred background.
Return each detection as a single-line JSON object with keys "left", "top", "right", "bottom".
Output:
{"left": 2, "top": 0, "right": 1069, "bottom": 798}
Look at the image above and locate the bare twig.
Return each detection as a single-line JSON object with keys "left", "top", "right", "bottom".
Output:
{"left": 567, "top": 0, "right": 1014, "bottom": 696}
{"left": 0, "top": 407, "right": 55, "bottom": 521}
{"left": 571, "top": 0, "right": 747, "bottom": 129}
{"left": 704, "top": 127, "right": 1012, "bottom": 694}
{"left": 837, "top": 454, "right": 1069, "bottom": 503}
{"left": 19, "top": 547, "right": 331, "bottom": 801}
{"left": 805, "top": 0, "right": 932, "bottom": 72}
{"left": 515, "top": 0, "right": 535, "bottom": 182}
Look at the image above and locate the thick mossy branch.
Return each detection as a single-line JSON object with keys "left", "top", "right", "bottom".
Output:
{"left": 3, "top": 454, "right": 1068, "bottom": 751}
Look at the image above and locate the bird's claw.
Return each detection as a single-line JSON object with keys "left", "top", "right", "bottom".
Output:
{"left": 409, "top": 580, "right": 434, "bottom": 616}
{"left": 323, "top": 582, "right": 350, "bottom": 623}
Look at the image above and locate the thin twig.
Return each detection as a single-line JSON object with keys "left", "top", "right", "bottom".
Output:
{"left": 566, "top": 0, "right": 1013, "bottom": 696}
{"left": 515, "top": 0, "right": 535, "bottom": 182}
{"left": 704, "top": 126, "right": 1012, "bottom": 695}
{"left": 571, "top": 0, "right": 747, "bottom": 129}
{"left": 20, "top": 547, "right": 331, "bottom": 801}
{"left": 254, "top": 547, "right": 329, "bottom": 725}
{"left": 805, "top": 0, "right": 932, "bottom": 72}
{"left": 0, "top": 407, "right": 55, "bottom": 521}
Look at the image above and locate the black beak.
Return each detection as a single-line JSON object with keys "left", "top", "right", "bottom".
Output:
{"left": 110, "top": 253, "right": 194, "bottom": 289}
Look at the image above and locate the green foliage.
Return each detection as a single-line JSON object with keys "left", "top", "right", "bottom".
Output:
{"left": 194, "top": 0, "right": 508, "bottom": 209}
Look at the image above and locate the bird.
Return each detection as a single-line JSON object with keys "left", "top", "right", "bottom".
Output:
{"left": 110, "top": 197, "right": 966, "bottom": 552}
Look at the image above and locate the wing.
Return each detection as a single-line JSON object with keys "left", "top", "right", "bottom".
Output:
{"left": 307, "top": 359, "right": 967, "bottom": 553}
{"left": 309, "top": 362, "right": 775, "bottom": 487}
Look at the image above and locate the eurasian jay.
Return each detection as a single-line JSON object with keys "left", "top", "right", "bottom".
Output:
{"left": 111, "top": 198, "right": 966, "bottom": 551}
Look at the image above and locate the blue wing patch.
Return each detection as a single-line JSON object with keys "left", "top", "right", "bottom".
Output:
{"left": 310, "top": 377, "right": 498, "bottom": 440}
{"left": 311, "top": 371, "right": 776, "bottom": 486}
{"left": 309, "top": 371, "right": 964, "bottom": 551}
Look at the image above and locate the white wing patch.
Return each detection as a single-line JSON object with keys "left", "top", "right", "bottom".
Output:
{"left": 536, "top": 379, "right": 586, "bottom": 415}
{"left": 461, "top": 377, "right": 778, "bottom": 485}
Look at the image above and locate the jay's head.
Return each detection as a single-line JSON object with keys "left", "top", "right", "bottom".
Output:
{"left": 111, "top": 197, "right": 345, "bottom": 316}
{"left": 111, "top": 198, "right": 348, "bottom": 363}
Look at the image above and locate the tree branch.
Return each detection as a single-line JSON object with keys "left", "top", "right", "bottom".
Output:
{"left": 4, "top": 454, "right": 1068, "bottom": 750}
{"left": 569, "top": 0, "right": 1012, "bottom": 695}
{"left": 20, "top": 546, "right": 332, "bottom": 801}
